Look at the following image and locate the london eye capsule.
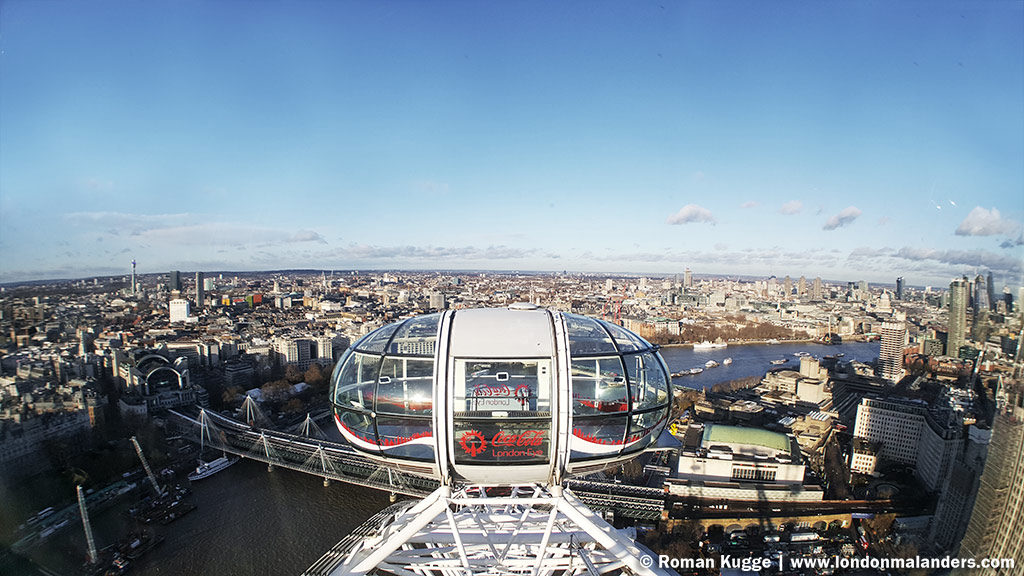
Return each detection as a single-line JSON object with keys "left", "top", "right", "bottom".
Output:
{"left": 329, "top": 305, "right": 673, "bottom": 485}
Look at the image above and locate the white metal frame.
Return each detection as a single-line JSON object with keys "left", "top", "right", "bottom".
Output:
{"left": 311, "top": 484, "right": 670, "bottom": 576}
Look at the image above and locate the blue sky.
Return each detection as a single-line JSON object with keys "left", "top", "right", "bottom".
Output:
{"left": 1, "top": 1, "right": 1021, "bottom": 288}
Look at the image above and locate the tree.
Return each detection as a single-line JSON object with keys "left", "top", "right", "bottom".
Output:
{"left": 284, "top": 363, "right": 305, "bottom": 384}
{"left": 304, "top": 363, "right": 327, "bottom": 392}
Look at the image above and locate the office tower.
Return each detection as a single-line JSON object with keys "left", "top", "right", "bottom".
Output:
{"left": 797, "top": 275, "right": 807, "bottom": 296}
{"left": 169, "top": 270, "right": 182, "bottom": 291}
{"left": 896, "top": 277, "right": 904, "bottom": 300}
{"left": 986, "top": 272, "right": 995, "bottom": 312}
{"left": 196, "top": 272, "right": 205, "bottom": 308}
{"left": 957, "top": 383, "right": 1024, "bottom": 574}
{"left": 783, "top": 275, "right": 792, "bottom": 297}
{"left": 975, "top": 274, "right": 990, "bottom": 314}
{"left": 879, "top": 311, "right": 907, "bottom": 383}
{"left": 683, "top": 268, "right": 692, "bottom": 289}
{"left": 428, "top": 291, "right": 446, "bottom": 311}
{"left": 812, "top": 277, "right": 823, "bottom": 301}
{"left": 169, "top": 299, "right": 190, "bottom": 323}
{"left": 1003, "top": 287, "right": 1013, "bottom": 314}
{"left": 853, "top": 397, "right": 961, "bottom": 492}
{"left": 948, "top": 278, "right": 968, "bottom": 356}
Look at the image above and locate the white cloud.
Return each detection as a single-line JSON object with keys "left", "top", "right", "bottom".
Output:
{"left": 823, "top": 206, "right": 862, "bottom": 230}
{"left": 337, "top": 244, "right": 537, "bottom": 260}
{"left": 894, "top": 246, "right": 1022, "bottom": 274}
{"left": 740, "top": 201, "right": 758, "bottom": 209}
{"left": 288, "top": 230, "right": 328, "bottom": 244}
{"left": 666, "top": 204, "right": 715, "bottom": 225}
{"left": 955, "top": 207, "right": 1020, "bottom": 237}
{"left": 780, "top": 200, "right": 802, "bottom": 215}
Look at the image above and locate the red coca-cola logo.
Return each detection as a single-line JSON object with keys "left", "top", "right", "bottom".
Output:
{"left": 472, "top": 384, "right": 531, "bottom": 398}
{"left": 492, "top": 429, "right": 545, "bottom": 447}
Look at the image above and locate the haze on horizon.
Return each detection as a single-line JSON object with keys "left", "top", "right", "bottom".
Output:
{"left": 0, "top": 1, "right": 1021, "bottom": 288}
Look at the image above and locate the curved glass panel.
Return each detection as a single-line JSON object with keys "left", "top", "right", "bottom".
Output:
{"left": 387, "top": 314, "right": 440, "bottom": 357}
{"left": 355, "top": 323, "right": 400, "bottom": 354}
{"left": 600, "top": 320, "right": 650, "bottom": 353}
{"left": 375, "top": 415, "right": 433, "bottom": 460}
{"left": 456, "top": 360, "right": 552, "bottom": 415}
{"left": 565, "top": 314, "right": 617, "bottom": 356}
{"left": 453, "top": 358, "right": 552, "bottom": 465}
{"left": 333, "top": 351, "right": 380, "bottom": 410}
{"left": 571, "top": 414, "right": 628, "bottom": 458}
{"left": 376, "top": 357, "right": 434, "bottom": 415}
{"left": 625, "top": 352, "right": 670, "bottom": 410}
{"left": 336, "top": 410, "right": 378, "bottom": 449}
{"left": 571, "top": 357, "right": 628, "bottom": 415}
{"left": 624, "top": 407, "right": 669, "bottom": 448}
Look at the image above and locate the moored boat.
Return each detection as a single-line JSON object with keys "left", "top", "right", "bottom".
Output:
{"left": 722, "top": 357, "right": 733, "bottom": 365}
{"left": 769, "top": 359, "right": 788, "bottom": 365}
{"left": 693, "top": 341, "right": 727, "bottom": 351}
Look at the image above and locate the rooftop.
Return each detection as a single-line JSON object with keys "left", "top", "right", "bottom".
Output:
{"left": 702, "top": 424, "right": 791, "bottom": 455}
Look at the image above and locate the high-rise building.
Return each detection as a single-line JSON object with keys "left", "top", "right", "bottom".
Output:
{"left": 195, "top": 272, "right": 205, "bottom": 308}
{"left": 986, "top": 272, "right": 995, "bottom": 312}
{"left": 797, "top": 275, "right": 807, "bottom": 296}
{"left": 812, "top": 277, "right": 823, "bottom": 301}
{"left": 957, "top": 383, "right": 1024, "bottom": 574}
{"left": 853, "top": 397, "right": 961, "bottom": 492}
{"left": 948, "top": 278, "right": 968, "bottom": 356}
{"left": 169, "top": 299, "right": 190, "bottom": 323}
{"left": 130, "top": 260, "right": 137, "bottom": 294}
{"left": 275, "top": 337, "right": 313, "bottom": 370}
{"left": 975, "top": 274, "right": 990, "bottom": 315}
{"left": 879, "top": 311, "right": 907, "bottom": 383}
{"left": 1003, "top": 286, "right": 1014, "bottom": 314}
{"left": 428, "top": 291, "right": 446, "bottom": 311}
{"left": 683, "top": 268, "right": 692, "bottom": 289}
{"left": 896, "top": 276, "right": 904, "bottom": 300}
{"left": 783, "top": 275, "right": 792, "bottom": 297}
{"left": 169, "top": 270, "right": 182, "bottom": 291}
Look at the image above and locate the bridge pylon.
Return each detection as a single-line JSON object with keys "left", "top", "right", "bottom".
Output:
{"left": 294, "top": 412, "right": 328, "bottom": 440}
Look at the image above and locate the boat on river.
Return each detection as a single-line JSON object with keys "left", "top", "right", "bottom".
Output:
{"left": 188, "top": 456, "right": 238, "bottom": 481}
{"left": 693, "top": 341, "right": 727, "bottom": 351}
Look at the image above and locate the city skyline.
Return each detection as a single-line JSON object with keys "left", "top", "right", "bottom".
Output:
{"left": 1, "top": 2, "right": 1022, "bottom": 287}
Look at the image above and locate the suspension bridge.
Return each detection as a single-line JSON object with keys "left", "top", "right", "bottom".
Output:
{"left": 166, "top": 399, "right": 666, "bottom": 519}
{"left": 167, "top": 401, "right": 438, "bottom": 497}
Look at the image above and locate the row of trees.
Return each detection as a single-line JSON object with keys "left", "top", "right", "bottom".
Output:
{"left": 646, "top": 319, "right": 810, "bottom": 345}
{"left": 221, "top": 361, "right": 333, "bottom": 414}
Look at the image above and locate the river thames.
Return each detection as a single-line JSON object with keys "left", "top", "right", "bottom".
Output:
{"left": 29, "top": 340, "right": 879, "bottom": 575}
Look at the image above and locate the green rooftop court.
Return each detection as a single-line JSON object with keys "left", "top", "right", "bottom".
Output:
{"left": 701, "top": 424, "right": 791, "bottom": 454}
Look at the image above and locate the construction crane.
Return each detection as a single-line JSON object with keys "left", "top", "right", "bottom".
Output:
{"left": 131, "top": 436, "right": 164, "bottom": 497}
{"left": 77, "top": 485, "right": 98, "bottom": 565}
